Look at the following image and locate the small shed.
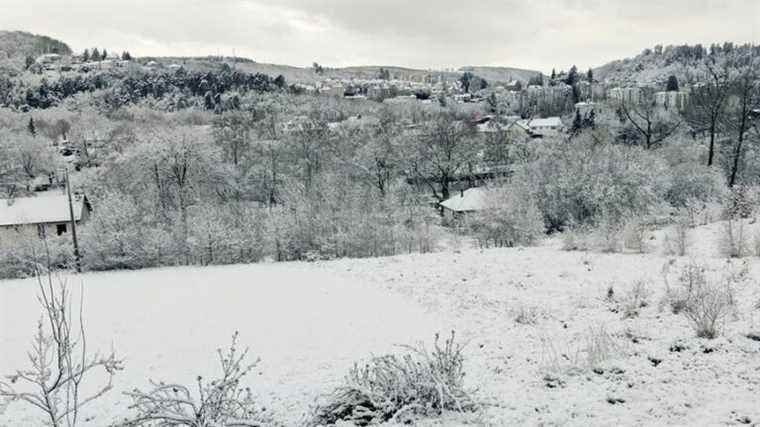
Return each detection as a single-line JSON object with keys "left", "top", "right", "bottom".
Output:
{"left": 439, "top": 188, "right": 487, "bottom": 221}
{"left": 0, "top": 193, "right": 91, "bottom": 238}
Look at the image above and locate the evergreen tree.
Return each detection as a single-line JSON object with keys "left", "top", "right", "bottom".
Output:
{"left": 487, "top": 92, "right": 498, "bottom": 113}
{"left": 101, "top": 49, "right": 108, "bottom": 60}
{"left": 551, "top": 68, "right": 556, "bottom": 80}
{"left": 92, "top": 48, "right": 101, "bottom": 61}
{"left": 24, "top": 55, "right": 35, "bottom": 70}
{"left": 121, "top": 51, "right": 132, "bottom": 61}
{"left": 274, "top": 74, "right": 286, "bottom": 88}
{"left": 587, "top": 68, "right": 593, "bottom": 83}
{"left": 565, "top": 65, "right": 578, "bottom": 86}
{"left": 27, "top": 117, "right": 36, "bottom": 137}
{"left": 572, "top": 109, "right": 583, "bottom": 133}
{"left": 666, "top": 75, "right": 679, "bottom": 91}
{"left": 82, "top": 49, "right": 90, "bottom": 62}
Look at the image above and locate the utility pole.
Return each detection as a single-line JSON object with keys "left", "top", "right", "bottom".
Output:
{"left": 65, "top": 168, "right": 82, "bottom": 273}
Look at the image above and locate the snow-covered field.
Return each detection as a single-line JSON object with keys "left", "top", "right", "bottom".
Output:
{"left": 2, "top": 220, "right": 760, "bottom": 426}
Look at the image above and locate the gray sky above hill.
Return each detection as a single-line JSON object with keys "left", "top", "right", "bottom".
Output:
{"left": 1, "top": 0, "right": 758, "bottom": 72}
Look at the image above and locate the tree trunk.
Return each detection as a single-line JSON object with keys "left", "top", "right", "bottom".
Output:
{"left": 707, "top": 123, "right": 716, "bottom": 167}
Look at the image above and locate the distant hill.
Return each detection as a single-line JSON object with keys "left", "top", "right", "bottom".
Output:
{"left": 0, "top": 30, "right": 72, "bottom": 59}
{"left": 593, "top": 43, "right": 759, "bottom": 87}
{"left": 459, "top": 66, "right": 542, "bottom": 84}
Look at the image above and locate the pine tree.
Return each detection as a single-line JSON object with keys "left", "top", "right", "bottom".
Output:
{"left": 551, "top": 68, "right": 556, "bottom": 80}
{"left": 566, "top": 65, "right": 578, "bottom": 86}
{"left": 587, "top": 68, "right": 593, "bottom": 83}
{"left": 27, "top": 117, "right": 36, "bottom": 137}
{"left": 82, "top": 49, "right": 90, "bottom": 62}
{"left": 101, "top": 49, "right": 108, "bottom": 60}
{"left": 92, "top": 48, "right": 101, "bottom": 61}
{"left": 666, "top": 75, "right": 679, "bottom": 91}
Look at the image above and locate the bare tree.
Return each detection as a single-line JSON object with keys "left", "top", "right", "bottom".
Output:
{"left": 407, "top": 112, "right": 480, "bottom": 202}
{"left": 684, "top": 58, "right": 732, "bottom": 166}
{"left": 724, "top": 59, "right": 760, "bottom": 187}
{"left": 0, "top": 258, "right": 122, "bottom": 426}
{"left": 212, "top": 111, "right": 254, "bottom": 167}
{"left": 619, "top": 90, "right": 682, "bottom": 149}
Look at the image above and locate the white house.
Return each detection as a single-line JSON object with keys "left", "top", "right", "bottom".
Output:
{"left": 516, "top": 117, "right": 564, "bottom": 137}
{"left": 440, "top": 188, "right": 487, "bottom": 220}
{"left": 0, "top": 193, "right": 91, "bottom": 239}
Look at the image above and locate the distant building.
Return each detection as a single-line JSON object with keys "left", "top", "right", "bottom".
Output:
{"left": 440, "top": 187, "right": 487, "bottom": 221}
{"left": 654, "top": 91, "right": 689, "bottom": 111}
{"left": 0, "top": 193, "right": 91, "bottom": 238}
{"left": 608, "top": 87, "right": 641, "bottom": 105}
{"left": 516, "top": 117, "right": 564, "bottom": 138}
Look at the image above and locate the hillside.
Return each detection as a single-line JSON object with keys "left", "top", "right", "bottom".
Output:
{"left": 0, "top": 30, "right": 71, "bottom": 59}
{"left": 593, "top": 42, "right": 759, "bottom": 87}
{"left": 139, "top": 58, "right": 541, "bottom": 85}
{"left": 460, "top": 65, "right": 543, "bottom": 83}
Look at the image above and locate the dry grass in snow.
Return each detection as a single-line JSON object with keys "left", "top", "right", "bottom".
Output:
{"left": 1, "top": 222, "right": 760, "bottom": 425}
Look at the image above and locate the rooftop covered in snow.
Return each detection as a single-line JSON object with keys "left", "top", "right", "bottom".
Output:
{"left": 0, "top": 193, "right": 89, "bottom": 227}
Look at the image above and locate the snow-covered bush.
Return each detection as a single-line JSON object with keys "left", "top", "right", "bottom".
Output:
{"left": 79, "top": 192, "right": 156, "bottom": 270}
{"left": 718, "top": 217, "right": 749, "bottom": 258}
{"left": 560, "top": 225, "right": 593, "bottom": 251}
{"left": 469, "top": 184, "right": 544, "bottom": 248}
{"left": 121, "top": 332, "right": 274, "bottom": 427}
{"left": 0, "top": 265, "right": 122, "bottom": 426}
{"left": 621, "top": 280, "right": 651, "bottom": 319}
{"left": 309, "top": 332, "right": 475, "bottom": 426}
{"left": 662, "top": 261, "right": 746, "bottom": 338}
{"left": 660, "top": 140, "right": 726, "bottom": 207}
{"left": 0, "top": 229, "right": 72, "bottom": 279}
{"left": 512, "top": 134, "right": 668, "bottom": 232}
{"left": 663, "top": 216, "right": 691, "bottom": 256}
{"left": 622, "top": 218, "right": 649, "bottom": 253}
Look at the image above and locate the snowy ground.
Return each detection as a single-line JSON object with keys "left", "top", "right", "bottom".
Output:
{"left": 2, "top": 219, "right": 760, "bottom": 426}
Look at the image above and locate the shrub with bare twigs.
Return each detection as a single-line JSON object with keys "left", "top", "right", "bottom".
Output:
{"left": 309, "top": 331, "right": 475, "bottom": 426}
{"left": 120, "top": 332, "right": 274, "bottom": 427}
{"left": 662, "top": 260, "right": 747, "bottom": 339}
{"left": 0, "top": 263, "right": 122, "bottom": 427}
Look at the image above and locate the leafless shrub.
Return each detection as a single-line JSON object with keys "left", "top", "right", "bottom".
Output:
{"left": 561, "top": 227, "right": 591, "bottom": 252}
{"left": 753, "top": 230, "right": 760, "bottom": 257}
{"left": 309, "top": 331, "right": 475, "bottom": 426}
{"left": 623, "top": 219, "right": 649, "bottom": 253}
{"left": 513, "top": 304, "right": 540, "bottom": 325}
{"left": 584, "top": 326, "right": 620, "bottom": 370}
{"left": 0, "top": 265, "right": 122, "bottom": 427}
{"left": 541, "top": 326, "right": 621, "bottom": 379}
{"left": 662, "top": 261, "right": 747, "bottom": 339}
{"left": 719, "top": 218, "right": 749, "bottom": 258}
{"left": 120, "top": 332, "right": 273, "bottom": 427}
{"left": 592, "top": 218, "right": 623, "bottom": 253}
{"left": 663, "top": 216, "right": 690, "bottom": 256}
{"left": 621, "top": 280, "right": 651, "bottom": 319}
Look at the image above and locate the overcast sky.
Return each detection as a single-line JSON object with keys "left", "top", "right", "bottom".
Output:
{"left": 1, "top": 0, "right": 758, "bottom": 73}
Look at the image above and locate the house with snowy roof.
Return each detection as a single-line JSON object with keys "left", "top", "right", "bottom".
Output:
{"left": 0, "top": 193, "right": 91, "bottom": 239}
{"left": 515, "top": 117, "right": 564, "bottom": 138}
{"left": 439, "top": 187, "right": 487, "bottom": 221}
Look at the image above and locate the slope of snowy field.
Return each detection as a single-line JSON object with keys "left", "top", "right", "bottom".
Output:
{"left": 2, "top": 220, "right": 760, "bottom": 426}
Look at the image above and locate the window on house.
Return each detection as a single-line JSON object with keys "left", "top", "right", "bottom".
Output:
{"left": 56, "top": 223, "right": 67, "bottom": 236}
